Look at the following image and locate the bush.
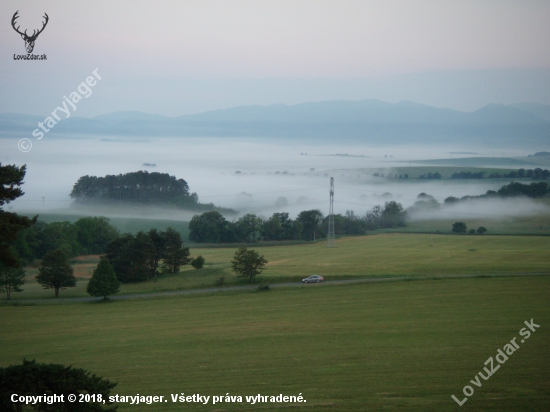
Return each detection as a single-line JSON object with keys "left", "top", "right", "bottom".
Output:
{"left": 0, "top": 359, "right": 117, "bottom": 411}
{"left": 191, "top": 255, "right": 205, "bottom": 269}
{"left": 468, "top": 229, "right": 476, "bottom": 234}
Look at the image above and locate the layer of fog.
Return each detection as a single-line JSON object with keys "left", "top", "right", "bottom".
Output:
{"left": 408, "top": 198, "right": 549, "bottom": 221}
{"left": 2, "top": 137, "right": 547, "bottom": 222}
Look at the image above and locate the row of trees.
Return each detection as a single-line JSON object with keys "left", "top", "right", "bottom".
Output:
{"left": 451, "top": 171, "right": 485, "bottom": 179}
{"left": 488, "top": 168, "right": 549, "bottom": 180}
{"left": 2, "top": 226, "right": 199, "bottom": 299}
{"left": 452, "top": 222, "right": 487, "bottom": 234}
{"left": 419, "top": 172, "right": 442, "bottom": 179}
{"left": 189, "top": 202, "right": 407, "bottom": 243}
{"left": 444, "top": 181, "right": 550, "bottom": 204}
{"left": 11, "top": 217, "right": 120, "bottom": 265}
{"left": 105, "top": 228, "right": 191, "bottom": 283}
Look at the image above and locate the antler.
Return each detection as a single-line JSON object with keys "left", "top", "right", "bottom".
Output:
{"left": 11, "top": 11, "right": 26, "bottom": 37}
{"left": 30, "top": 13, "right": 49, "bottom": 39}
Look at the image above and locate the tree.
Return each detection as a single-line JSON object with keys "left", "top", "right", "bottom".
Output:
{"left": 87, "top": 257, "right": 120, "bottom": 299}
{"left": 161, "top": 227, "right": 191, "bottom": 274}
{"left": 444, "top": 196, "right": 459, "bottom": 204}
{"left": 452, "top": 222, "right": 467, "bottom": 234}
{"left": 74, "top": 217, "right": 119, "bottom": 254}
{"left": 36, "top": 249, "right": 76, "bottom": 297}
{"left": 145, "top": 228, "right": 165, "bottom": 278}
{"left": 0, "top": 264, "right": 25, "bottom": 300}
{"left": 297, "top": 210, "right": 324, "bottom": 241}
{"left": 477, "top": 226, "right": 487, "bottom": 234}
{"left": 189, "top": 211, "right": 232, "bottom": 243}
{"left": 234, "top": 213, "right": 263, "bottom": 242}
{"left": 105, "top": 233, "right": 149, "bottom": 283}
{"left": 0, "top": 163, "right": 37, "bottom": 268}
{"left": 0, "top": 359, "right": 117, "bottom": 411}
{"left": 381, "top": 201, "right": 407, "bottom": 227}
{"left": 191, "top": 255, "right": 205, "bottom": 269}
{"left": 231, "top": 247, "right": 268, "bottom": 283}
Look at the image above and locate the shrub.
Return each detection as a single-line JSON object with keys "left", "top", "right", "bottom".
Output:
{"left": 191, "top": 255, "right": 205, "bottom": 269}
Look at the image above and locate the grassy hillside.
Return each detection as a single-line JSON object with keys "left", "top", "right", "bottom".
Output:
{"left": 12, "top": 234, "right": 550, "bottom": 300}
{"left": 1, "top": 276, "right": 548, "bottom": 411}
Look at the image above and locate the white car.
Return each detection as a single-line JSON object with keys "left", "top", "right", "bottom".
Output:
{"left": 302, "top": 275, "right": 324, "bottom": 283}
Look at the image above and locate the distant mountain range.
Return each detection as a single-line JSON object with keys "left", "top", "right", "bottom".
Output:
{"left": 1, "top": 100, "right": 549, "bottom": 146}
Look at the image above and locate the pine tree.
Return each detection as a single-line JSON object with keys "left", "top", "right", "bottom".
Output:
{"left": 36, "top": 249, "right": 76, "bottom": 297}
{"left": 161, "top": 227, "right": 191, "bottom": 274}
{"left": 87, "top": 257, "right": 121, "bottom": 299}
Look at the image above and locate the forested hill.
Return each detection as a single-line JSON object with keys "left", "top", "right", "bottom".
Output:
{"left": 70, "top": 171, "right": 231, "bottom": 212}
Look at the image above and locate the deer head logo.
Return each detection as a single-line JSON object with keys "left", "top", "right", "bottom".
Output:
{"left": 11, "top": 11, "right": 49, "bottom": 54}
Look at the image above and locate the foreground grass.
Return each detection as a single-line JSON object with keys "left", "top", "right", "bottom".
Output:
{"left": 1, "top": 276, "right": 548, "bottom": 411}
{"left": 10, "top": 234, "right": 550, "bottom": 300}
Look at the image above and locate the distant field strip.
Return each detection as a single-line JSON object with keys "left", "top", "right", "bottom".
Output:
{"left": 10, "top": 234, "right": 550, "bottom": 300}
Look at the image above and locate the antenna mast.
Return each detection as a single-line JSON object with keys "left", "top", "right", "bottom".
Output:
{"left": 327, "top": 177, "right": 335, "bottom": 247}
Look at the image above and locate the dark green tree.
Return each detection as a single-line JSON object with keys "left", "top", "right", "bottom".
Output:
{"left": 161, "top": 227, "right": 191, "bottom": 274}
{"left": 477, "top": 226, "right": 487, "bottom": 234}
{"left": 231, "top": 247, "right": 268, "bottom": 283}
{"left": 189, "top": 211, "right": 232, "bottom": 243}
{"left": 191, "top": 255, "right": 205, "bottom": 269}
{"left": 234, "top": 214, "right": 263, "bottom": 242}
{"left": 145, "top": 228, "right": 165, "bottom": 278}
{"left": 74, "top": 217, "right": 119, "bottom": 254}
{"left": 0, "top": 359, "right": 117, "bottom": 411}
{"left": 0, "top": 163, "right": 37, "bottom": 268}
{"left": 297, "top": 210, "right": 324, "bottom": 241}
{"left": 0, "top": 264, "right": 25, "bottom": 300}
{"left": 86, "top": 257, "right": 120, "bottom": 299}
{"left": 105, "top": 233, "right": 149, "bottom": 283}
{"left": 262, "top": 213, "right": 302, "bottom": 241}
{"left": 452, "top": 222, "right": 467, "bottom": 234}
{"left": 381, "top": 201, "right": 407, "bottom": 227}
{"left": 36, "top": 249, "right": 76, "bottom": 297}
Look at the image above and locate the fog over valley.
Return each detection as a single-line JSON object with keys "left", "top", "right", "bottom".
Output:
{"left": 3, "top": 136, "right": 548, "bottom": 223}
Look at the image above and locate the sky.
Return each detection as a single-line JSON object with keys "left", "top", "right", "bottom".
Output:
{"left": 1, "top": 0, "right": 550, "bottom": 117}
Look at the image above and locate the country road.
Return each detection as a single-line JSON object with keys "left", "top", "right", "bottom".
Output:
{"left": 3, "top": 272, "right": 548, "bottom": 305}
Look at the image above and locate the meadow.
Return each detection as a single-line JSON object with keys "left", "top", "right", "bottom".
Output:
{"left": 1, "top": 275, "right": 548, "bottom": 411}
{"left": 10, "top": 234, "right": 550, "bottom": 300}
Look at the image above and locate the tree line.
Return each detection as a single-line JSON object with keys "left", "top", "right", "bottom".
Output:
{"left": 11, "top": 216, "right": 120, "bottom": 266}
{"left": 444, "top": 181, "right": 550, "bottom": 204}
{"left": 488, "top": 168, "right": 550, "bottom": 180}
{"left": 189, "top": 201, "right": 407, "bottom": 243}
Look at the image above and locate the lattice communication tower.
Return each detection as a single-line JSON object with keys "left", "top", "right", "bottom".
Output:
{"left": 327, "top": 177, "right": 335, "bottom": 247}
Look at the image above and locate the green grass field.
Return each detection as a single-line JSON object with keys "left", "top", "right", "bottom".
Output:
{"left": 1, "top": 275, "right": 548, "bottom": 411}
{"left": 10, "top": 234, "right": 550, "bottom": 300}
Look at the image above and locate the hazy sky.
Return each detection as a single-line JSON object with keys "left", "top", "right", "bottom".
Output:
{"left": 1, "top": 0, "right": 550, "bottom": 116}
